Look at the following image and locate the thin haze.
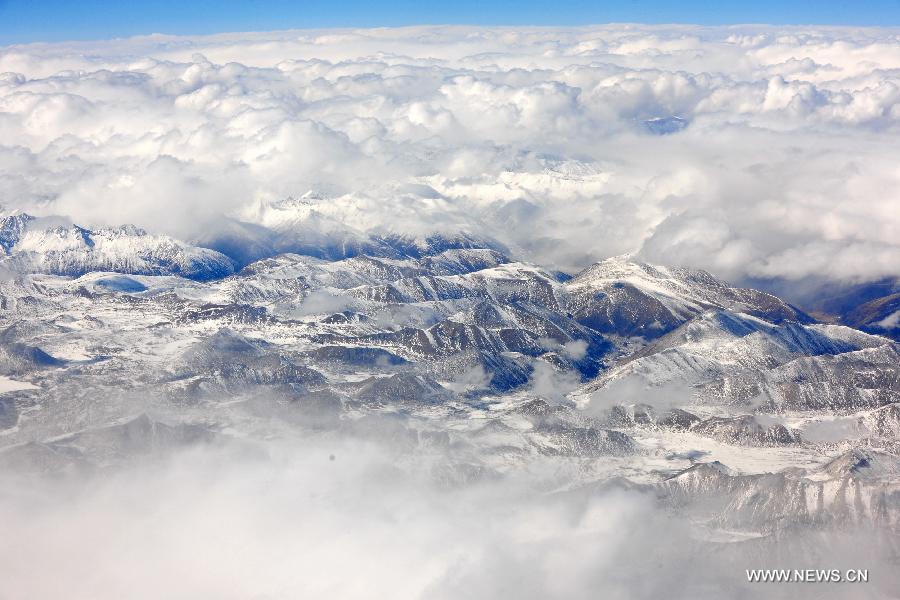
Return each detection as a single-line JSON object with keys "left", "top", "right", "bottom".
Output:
{"left": 1, "top": 425, "right": 893, "bottom": 599}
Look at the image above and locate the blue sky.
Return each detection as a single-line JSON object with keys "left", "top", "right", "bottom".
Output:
{"left": 1, "top": 0, "right": 900, "bottom": 45}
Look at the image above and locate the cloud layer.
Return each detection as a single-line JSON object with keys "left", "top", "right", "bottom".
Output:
{"left": 2, "top": 432, "right": 892, "bottom": 600}
{"left": 2, "top": 25, "right": 900, "bottom": 284}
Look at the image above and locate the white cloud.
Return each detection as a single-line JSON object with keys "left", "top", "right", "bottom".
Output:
{"left": 4, "top": 430, "right": 891, "bottom": 600}
{"left": 2, "top": 25, "right": 900, "bottom": 285}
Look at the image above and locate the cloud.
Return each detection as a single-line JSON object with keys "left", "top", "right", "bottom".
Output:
{"left": 801, "top": 416, "right": 871, "bottom": 444}
{"left": 0, "top": 433, "right": 670, "bottom": 600}
{"left": 527, "top": 359, "right": 582, "bottom": 403}
{"left": 583, "top": 375, "right": 695, "bottom": 417}
{"left": 2, "top": 423, "right": 895, "bottom": 600}
{"left": 876, "top": 310, "right": 900, "bottom": 329}
{"left": 294, "top": 288, "right": 356, "bottom": 317}
{"left": 2, "top": 25, "right": 900, "bottom": 286}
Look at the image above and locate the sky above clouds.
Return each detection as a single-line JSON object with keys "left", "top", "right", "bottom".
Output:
{"left": 4, "top": 1, "right": 900, "bottom": 43}
{"left": 1, "top": 25, "right": 899, "bottom": 286}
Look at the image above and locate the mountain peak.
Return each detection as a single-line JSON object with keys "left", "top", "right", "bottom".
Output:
{"left": 565, "top": 256, "right": 811, "bottom": 340}
{"left": 0, "top": 214, "right": 234, "bottom": 280}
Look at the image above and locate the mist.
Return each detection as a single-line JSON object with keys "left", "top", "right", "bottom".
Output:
{"left": 1, "top": 422, "right": 894, "bottom": 600}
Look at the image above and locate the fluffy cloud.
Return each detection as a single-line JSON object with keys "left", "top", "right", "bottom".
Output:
{"left": 2, "top": 25, "right": 900, "bottom": 284}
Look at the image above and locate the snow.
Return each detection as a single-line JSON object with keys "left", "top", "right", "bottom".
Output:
{"left": 1, "top": 214, "right": 235, "bottom": 280}
{"left": 0, "top": 376, "right": 39, "bottom": 393}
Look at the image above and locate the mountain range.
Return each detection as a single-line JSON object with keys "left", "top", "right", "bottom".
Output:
{"left": 1, "top": 208, "right": 899, "bottom": 543}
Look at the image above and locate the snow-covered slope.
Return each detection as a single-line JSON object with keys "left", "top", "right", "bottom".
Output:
{"left": 565, "top": 257, "right": 811, "bottom": 338}
{"left": 0, "top": 213, "right": 235, "bottom": 280}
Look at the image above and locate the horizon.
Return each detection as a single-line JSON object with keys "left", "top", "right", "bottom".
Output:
{"left": 3, "top": 0, "right": 900, "bottom": 45}
{"left": 7, "top": 21, "right": 900, "bottom": 48}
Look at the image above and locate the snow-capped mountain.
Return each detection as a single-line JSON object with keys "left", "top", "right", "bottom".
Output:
{"left": 565, "top": 257, "right": 812, "bottom": 338}
{"left": 0, "top": 213, "right": 235, "bottom": 280}
{"left": 1, "top": 221, "right": 898, "bottom": 543}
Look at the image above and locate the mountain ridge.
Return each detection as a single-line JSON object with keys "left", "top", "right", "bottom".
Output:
{"left": 1, "top": 213, "right": 898, "bottom": 540}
